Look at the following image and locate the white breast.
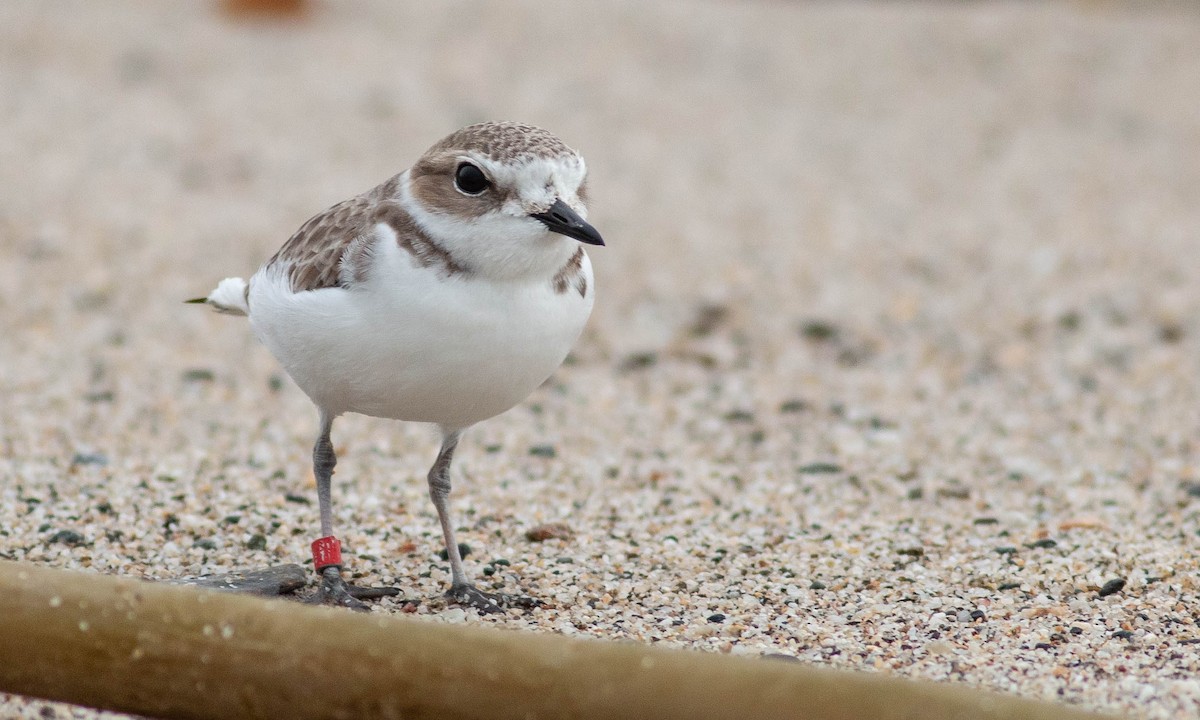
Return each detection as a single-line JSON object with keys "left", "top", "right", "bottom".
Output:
{"left": 247, "top": 225, "right": 594, "bottom": 430}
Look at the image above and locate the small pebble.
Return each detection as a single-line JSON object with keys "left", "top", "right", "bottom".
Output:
{"left": 47, "top": 530, "right": 87, "bottom": 547}
{"left": 1098, "top": 578, "right": 1126, "bottom": 598}
{"left": 723, "top": 409, "right": 755, "bottom": 423}
{"left": 1058, "top": 311, "right": 1082, "bottom": 331}
{"left": 525, "top": 523, "right": 573, "bottom": 542}
{"left": 935, "top": 485, "right": 970, "bottom": 499}
{"left": 528, "top": 444, "right": 557, "bottom": 459}
{"left": 799, "top": 319, "right": 839, "bottom": 341}
{"left": 619, "top": 351, "right": 658, "bottom": 371}
{"left": 438, "top": 542, "right": 471, "bottom": 561}
{"left": 688, "top": 303, "right": 728, "bottom": 337}
{"left": 1159, "top": 322, "right": 1184, "bottom": 343}
{"left": 778, "top": 399, "right": 810, "bottom": 414}
{"left": 707, "top": 613, "right": 726, "bottom": 623}
{"left": 797, "top": 463, "right": 842, "bottom": 475}
{"left": 71, "top": 452, "right": 108, "bottom": 467}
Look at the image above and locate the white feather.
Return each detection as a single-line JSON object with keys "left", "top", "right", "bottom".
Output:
{"left": 205, "top": 277, "right": 250, "bottom": 316}
{"left": 247, "top": 232, "right": 594, "bottom": 430}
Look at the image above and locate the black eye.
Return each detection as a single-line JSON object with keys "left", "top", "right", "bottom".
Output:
{"left": 454, "top": 163, "right": 489, "bottom": 195}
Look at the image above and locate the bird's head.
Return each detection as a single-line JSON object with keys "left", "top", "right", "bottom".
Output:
{"left": 402, "top": 122, "right": 603, "bottom": 280}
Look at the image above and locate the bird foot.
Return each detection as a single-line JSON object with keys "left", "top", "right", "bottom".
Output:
{"left": 446, "top": 582, "right": 540, "bottom": 614}
{"left": 308, "top": 567, "right": 402, "bottom": 612}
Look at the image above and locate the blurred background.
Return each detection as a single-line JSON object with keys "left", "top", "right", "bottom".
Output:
{"left": 2, "top": 2, "right": 1199, "bottom": 718}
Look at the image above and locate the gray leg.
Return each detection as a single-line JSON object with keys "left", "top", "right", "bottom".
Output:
{"left": 428, "top": 430, "right": 468, "bottom": 587}
{"left": 314, "top": 412, "right": 337, "bottom": 537}
{"left": 428, "top": 428, "right": 537, "bottom": 614}
{"left": 310, "top": 411, "right": 399, "bottom": 610}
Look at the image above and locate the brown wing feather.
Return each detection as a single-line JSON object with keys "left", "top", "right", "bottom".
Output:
{"left": 267, "top": 173, "right": 466, "bottom": 293}
{"left": 268, "top": 193, "right": 378, "bottom": 293}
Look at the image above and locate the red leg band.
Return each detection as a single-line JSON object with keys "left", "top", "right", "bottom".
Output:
{"left": 311, "top": 535, "right": 342, "bottom": 570}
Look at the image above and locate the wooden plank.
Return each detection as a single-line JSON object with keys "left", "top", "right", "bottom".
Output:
{"left": 0, "top": 560, "right": 1118, "bottom": 720}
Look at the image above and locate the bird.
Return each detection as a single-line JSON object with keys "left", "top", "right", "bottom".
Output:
{"left": 190, "top": 121, "right": 602, "bottom": 612}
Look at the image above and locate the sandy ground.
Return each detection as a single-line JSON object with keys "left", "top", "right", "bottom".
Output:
{"left": 2, "top": 1, "right": 1199, "bottom": 718}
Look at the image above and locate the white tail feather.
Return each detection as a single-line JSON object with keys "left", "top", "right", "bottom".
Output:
{"left": 205, "top": 277, "right": 250, "bottom": 316}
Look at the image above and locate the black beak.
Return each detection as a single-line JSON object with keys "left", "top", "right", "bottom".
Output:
{"left": 532, "top": 199, "right": 604, "bottom": 246}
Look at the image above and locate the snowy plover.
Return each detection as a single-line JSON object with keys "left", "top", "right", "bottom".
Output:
{"left": 191, "top": 122, "right": 602, "bottom": 612}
